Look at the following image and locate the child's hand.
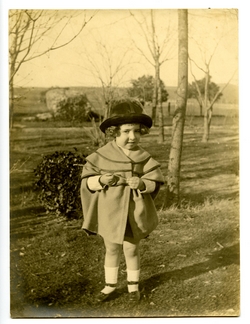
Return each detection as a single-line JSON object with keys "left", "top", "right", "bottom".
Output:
{"left": 127, "top": 177, "right": 145, "bottom": 190}
{"left": 100, "top": 173, "right": 117, "bottom": 186}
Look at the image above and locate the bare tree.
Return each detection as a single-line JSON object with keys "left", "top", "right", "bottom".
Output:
{"left": 189, "top": 55, "right": 237, "bottom": 142}
{"left": 9, "top": 9, "right": 96, "bottom": 128}
{"left": 188, "top": 77, "right": 223, "bottom": 117}
{"left": 165, "top": 9, "right": 188, "bottom": 206}
{"left": 80, "top": 34, "right": 137, "bottom": 118}
{"left": 129, "top": 9, "right": 177, "bottom": 143}
{"left": 188, "top": 9, "right": 238, "bottom": 142}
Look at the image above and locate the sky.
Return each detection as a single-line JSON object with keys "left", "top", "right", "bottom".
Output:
{"left": 8, "top": 8, "right": 238, "bottom": 89}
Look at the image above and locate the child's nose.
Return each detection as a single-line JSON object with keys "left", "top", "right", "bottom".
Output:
{"left": 129, "top": 131, "right": 136, "bottom": 140}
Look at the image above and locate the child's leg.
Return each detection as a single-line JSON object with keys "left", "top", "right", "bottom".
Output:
{"left": 104, "top": 239, "right": 122, "bottom": 268}
{"left": 101, "top": 239, "right": 122, "bottom": 295}
{"left": 123, "top": 240, "right": 140, "bottom": 269}
{"left": 123, "top": 240, "right": 140, "bottom": 295}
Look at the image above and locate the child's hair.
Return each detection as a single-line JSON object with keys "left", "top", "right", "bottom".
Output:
{"left": 105, "top": 124, "right": 150, "bottom": 138}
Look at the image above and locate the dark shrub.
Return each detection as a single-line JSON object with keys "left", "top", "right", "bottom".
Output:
{"left": 34, "top": 150, "right": 86, "bottom": 219}
{"left": 55, "top": 94, "right": 89, "bottom": 125}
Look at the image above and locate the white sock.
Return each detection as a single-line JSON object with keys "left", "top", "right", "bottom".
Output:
{"left": 101, "top": 286, "right": 116, "bottom": 294}
{"left": 127, "top": 269, "right": 140, "bottom": 293}
{"left": 101, "top": 266, "right": 119, "bottom": 294}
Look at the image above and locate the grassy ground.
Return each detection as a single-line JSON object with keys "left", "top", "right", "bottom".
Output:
{"left": 10, "top": 123, "right": 239, "bottom": 318}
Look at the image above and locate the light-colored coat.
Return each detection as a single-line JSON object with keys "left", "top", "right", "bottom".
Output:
{"left": 80, "top": 140, "right": 164, "bottom": 244}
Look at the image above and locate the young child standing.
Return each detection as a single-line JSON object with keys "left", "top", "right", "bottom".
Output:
{"left": 80, "top": 98, "right": 164, "bottom": 302}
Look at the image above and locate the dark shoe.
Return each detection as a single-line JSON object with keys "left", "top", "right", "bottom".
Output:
{"left": 128, "top": 290, "right": 140, "bottom": 302}
{"left": 95, "top": 290, "right": 116, "bottom": 303}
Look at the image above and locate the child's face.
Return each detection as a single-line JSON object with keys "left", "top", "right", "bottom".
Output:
{"left": 115, "top": 124, "right": 141, "bottom": 150}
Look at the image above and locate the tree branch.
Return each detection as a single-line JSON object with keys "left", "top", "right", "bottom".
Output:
{"left": 9, "top": 10, "right": 97, "bottom": 84}
{"left": 207, "top": 68, "right": 237, "bottom": 110}
{"left": 189, "top": 58, "right": 205, "bottom": 107}
{"left": 23, "top": 15, "right": 94, "bottom": 62}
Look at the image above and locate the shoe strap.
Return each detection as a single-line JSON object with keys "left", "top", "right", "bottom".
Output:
{"left": 127, "top": 281, "right": 139, "bottom": 285}
{"left": 105, "top": 283, "right": 117, "bottom": 288}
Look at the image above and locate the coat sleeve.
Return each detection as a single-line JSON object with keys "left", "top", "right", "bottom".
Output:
{"left": 81, "top": 162, "right": 100, "bottom": 179}
{"left": 140, "top": 179, "right": 156, "bottom": 194}
{"left": 80, "top": 178, "right": 99, "bottom": 233}
{"left": 80, "top": 155, "right": 101, "bottom": 224}
{"left": 141, "top": 157, "right": 165, "bottom": 199}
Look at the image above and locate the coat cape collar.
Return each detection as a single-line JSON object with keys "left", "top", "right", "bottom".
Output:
{"left": 96, "top": 140, "right": 151, "bottom": 164}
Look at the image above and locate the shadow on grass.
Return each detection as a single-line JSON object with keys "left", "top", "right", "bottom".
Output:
{"left": 11, "top": 278, "right": 91, "bottom": 319}
{"left": 180, "top": 191, "right": 239, "bottom": 205}
{"left": 154, "top": 186, "right": 239, "bottom": 209}
{"left": 10, "top": 206, "right": 48, "bottom": 239}
{"left": 10, "top": 184, "right": 35, "bottom": 196}
{"left": 10, "top": 205, "right": 46, "bottom": 219}
{"left": 140, "top": 243, "right": 240, "bottom": 295}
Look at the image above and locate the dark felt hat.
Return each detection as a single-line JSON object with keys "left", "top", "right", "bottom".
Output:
{"left": 100, "top": 98, "right": 152, "bottom": 133}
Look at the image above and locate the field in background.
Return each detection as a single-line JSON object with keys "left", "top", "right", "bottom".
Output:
{"left": 12, "top": 86, "right": 238, "bottom": 122}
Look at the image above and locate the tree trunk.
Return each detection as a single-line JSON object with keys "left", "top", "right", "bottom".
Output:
{"left": 202, "top": 106, "right": 213, "bottom": 142}
{"left": 165, "top": 9, "right": 188, "bottom": 207}
{"left": 168, "top": 102, "right": 171, "bottom": 116}
{"left": 9, "top": 81, "right": 14, "bottom": 129}
{"left": 202, "top": 111, "right": 209, "bottom": 142}
{"left": 199, "top": 103, "right": 203, "bottom": 116}
{"left": 157, "top": 84, "right": 164, "bottom": 143}
{"left": 151, "top": 77, "right": 157, "bottom": 126}
{"left": 208, "top": 106, "right": 213, "bottom": 129}
{"left": 9, "top": 58, "right": 16, "bottom": 129}
{"left": 9, "top": 31, "right": 16, "bottom": 129}
{"left": 202, "top": 72, "right": 210, "bottom": 142}
{"left": 157, "top": 63, "right": 164, "bottom": 143}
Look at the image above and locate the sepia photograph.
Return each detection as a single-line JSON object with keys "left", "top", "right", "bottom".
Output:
{"left": 2, "top": 2, "right": 244, "bottom": 320}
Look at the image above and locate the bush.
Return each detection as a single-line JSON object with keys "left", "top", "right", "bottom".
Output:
{"left": 34, "top": 150, "right": 86, "bottom": 219}
{"left": 55, "top": 94, "right": 89, "bottom": 125}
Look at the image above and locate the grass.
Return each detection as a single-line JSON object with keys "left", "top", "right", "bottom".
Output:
{"left": 9, "top": 120, "right": 239, "bottom": 318}
{"left": 10, "top": 198, "right": 239, "bottom": 317}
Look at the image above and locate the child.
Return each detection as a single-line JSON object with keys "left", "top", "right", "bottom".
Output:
{"left": 80, "top": 98, "right": 164, "bottom": 302}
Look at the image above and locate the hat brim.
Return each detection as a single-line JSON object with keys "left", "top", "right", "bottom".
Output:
{"left": 99, "top": 114, "right": 152, "bottom": 133}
